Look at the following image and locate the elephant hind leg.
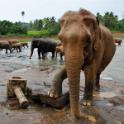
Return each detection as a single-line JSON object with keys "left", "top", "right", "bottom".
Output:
{"left": 94, "top": 73, "right": 101, "bottom": 91}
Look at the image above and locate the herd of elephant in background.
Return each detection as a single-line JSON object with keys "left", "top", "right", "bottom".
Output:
{"left": 29, "top": 38, "right": 64, "bottom": 60}
{"left": 0, "top": 38, "right": 64, "bottom": 61}
{"left": 0, "top": 39, "right": 28, "bottom": 54}
{"left": 0, "top": 37, "right": 122, "bottom": 61}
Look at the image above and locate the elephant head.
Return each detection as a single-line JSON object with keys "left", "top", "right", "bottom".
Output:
{"left": 58, "top": 9, "right": 101, "bottom": 118}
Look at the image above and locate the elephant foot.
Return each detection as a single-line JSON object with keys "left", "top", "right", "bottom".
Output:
{"left": 48, "top": 88, "right": 61, "bottom": 98}
{"left": 83, "top": 94, "right": 93, "bottom": 106}
{"left": 73, "top": 111, "right": 96, "bottom": 123}
{"left": 80, "top": 113, "right": 96, "bottom": 123}
{"left": 82, "top": 100, "right": 92, "bottom": 106}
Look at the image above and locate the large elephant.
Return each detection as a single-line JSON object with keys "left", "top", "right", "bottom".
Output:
{"left": 48, "top": 9, "right": 116, "bottom": 118}
{"left": 29, "top": 38, "right": 58, "bottom": 59}
{"left": 0, "top": 40, "right": 12, "bottom": 54}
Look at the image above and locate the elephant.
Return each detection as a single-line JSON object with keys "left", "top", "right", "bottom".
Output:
{"left": 11, "top": 43, "right": 22, "bottom": 52}
{"left": 114, "top": 38, "right": 122, "bottom": 46}
{"left": 48, "top": 9, "right": 116, "bottom": 118}
{"left": 0, "top": 40, "right": 12, "bottom": 54}
{"left": 20, "top": 42, "right": 28, "bottom": 48}
{"left": 29, "top": 38, "right": 58, "bottom": 59}
{"left": 55, "top": 43, "right": 64, "bottom": 60}
{"left": 8, "top": 39, "right": 18, "bottom": 45}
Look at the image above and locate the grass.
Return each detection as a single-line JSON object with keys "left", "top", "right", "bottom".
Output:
{"left": 27, "top": 30, "right": 49, "bottom": 37}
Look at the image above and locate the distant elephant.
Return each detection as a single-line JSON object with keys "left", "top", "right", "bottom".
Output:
{"left": 20, "top": 42, "right": 28, "bottom": 48}
{"left": 48, "top": 9, "right": 116, "bottom": 118}
{"left": 55, "top": 43, "right": 64, "bottom": 60}
{"left": 8, "top": 39, "right": 18, "bottom": 45}
{"left": 29, "top": 38, "right": 58, "bottom": 59}
{"left": 0, "top": 40, "right": 12, "bottom": 54}
{"left": 11, "top": 43, "right": 22, "bottom": 52}
{"left": 114, "top": 38, "right": 122, "bottom": 46}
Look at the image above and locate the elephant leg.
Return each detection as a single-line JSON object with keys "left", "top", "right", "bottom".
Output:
{"left": 38, "top": 48, "right": 41, "bottom": 59}
{"left": 48, "top": 66, "right": 67, "bottom": 98}
{"left": 51, "top": 51, "right": 55, "bottom": 59}
{"left": 94, "top": 73, "right": 101, "bottom": 91}
{"left": 60, "top": 53, "right": 63, "bottom": 60}
{"left": 6, "top": 49, "right": 8, "bottom": 54}
{"left": 29, "top": 47, "right": 34, "bottom": 59}
{"left": 19, "top": 47, "right": 21, "bottom": 52}
{"left": 41, "top": 52, "right": 45, "bottom": 59}
{"left": 83, "top": 65, "right": 96, "bottom": 106}
{"left": 10, "top": 48, "right": 12, "bottom": 53}
{"left": 55, "top": 51, "right": 58, "bottom": 58}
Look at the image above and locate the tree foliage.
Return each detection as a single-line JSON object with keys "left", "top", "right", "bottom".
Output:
{"left": 28, "top": 16, "right": 60, "bottom": 37}
{"left": 97, "top": 12, "right": 124, "bottom": 31}
{"left": 0, "top": 21, "right": 27, "bottom": 36}
{"left": 0, "top": 12, "right": 124, "bottom": 37}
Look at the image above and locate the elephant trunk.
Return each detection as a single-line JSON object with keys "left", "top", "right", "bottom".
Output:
{"left": 65, "top": 54, "right": 83, "bottom": 118}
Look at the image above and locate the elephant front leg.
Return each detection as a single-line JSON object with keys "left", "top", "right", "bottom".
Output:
{"left": 51, "top": 51, "right": 55, "bottom": 59}
{"left": 38, "top": 48, "right": 41, "bottom": 59}
{"left": 48, "top": 66, "right": 67, "bottom": 98}
{"left": 6, "top": 49, "right": 8, "bottom": 54}
{"left": 41, "top": 52, "right": 46, "bottom": 59}
{"left": 29, "top": 48, "right": 34, "bottom": 59}
{"left": 94, "top": 73, "right": 101, "bottom": 91}
{"left": 83, "top": 65, "right": 96, "bottom": 106}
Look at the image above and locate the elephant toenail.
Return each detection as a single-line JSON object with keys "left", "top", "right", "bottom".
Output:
{"left": 48, "top": 91, "right": 50, "bottom": 95}
{"left": 87, "top": 102, "right": 91, "bottom": 106}
{"left": 50, "top": 93, "right": 54, "bottom": 98}
{"left": 83, "top": 101, "right": 87, "bottom": 106}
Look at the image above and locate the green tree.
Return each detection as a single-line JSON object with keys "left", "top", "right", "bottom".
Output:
{"left": 33, "top": 19, "right": 43, "bottom": 30}
{"left": 0, "top": 20, "right": 13, "bottom": 35}
{"left": 10, "top": 22, "right": 27, "bottom": 34}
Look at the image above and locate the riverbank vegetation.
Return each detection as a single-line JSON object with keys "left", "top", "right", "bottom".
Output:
{"left": 0, "top": 11, "right": 124, "bottom": 38}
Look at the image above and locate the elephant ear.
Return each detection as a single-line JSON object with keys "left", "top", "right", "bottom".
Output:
{"left": 80, "top": 12, "right": 101, "bottom": 51}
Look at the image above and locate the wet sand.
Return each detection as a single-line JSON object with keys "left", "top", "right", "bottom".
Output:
{"left": 0, "top": 40, "right": 124, "bottom": 124}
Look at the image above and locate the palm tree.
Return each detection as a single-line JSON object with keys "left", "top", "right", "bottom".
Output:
{"left": 21, "top": 11, "right": 25, "bottom": 22}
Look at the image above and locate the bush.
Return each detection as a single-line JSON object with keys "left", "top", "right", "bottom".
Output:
{"left": 27, "top": 29, "right": 49, "bottom": 37}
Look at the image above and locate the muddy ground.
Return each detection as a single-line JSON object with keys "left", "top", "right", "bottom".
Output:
{"left": 0, "top": 38, "right": 124, "bottom": 124}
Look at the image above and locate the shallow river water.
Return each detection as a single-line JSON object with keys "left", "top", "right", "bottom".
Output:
{"left": 0, "top": 40, "right": 124, "bottom": 124}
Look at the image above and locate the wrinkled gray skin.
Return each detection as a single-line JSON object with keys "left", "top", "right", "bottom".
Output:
{"left": 0, "top": 40, "right": 12, "bottom": 54}
{"left": 48, "top": 9, "right": 116, "bottom": 119}
{"left": 29, "top": 38, "right": 58, "bottom": 59}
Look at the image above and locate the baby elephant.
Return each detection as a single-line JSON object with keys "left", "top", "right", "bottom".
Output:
{"left": 55, "top": 43, "right": 64, "bottom": 60}
{"left": 114, "top": 38, "right": 122, "bottom": 46}
{"left": 12, "top": 43, "right": 22, "bottom": 52}
{"left": 21, "top": 42, "right": 28, "bottom": 48}
{"left": 0, "top": 40, "right": 12, "bottom": 54}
